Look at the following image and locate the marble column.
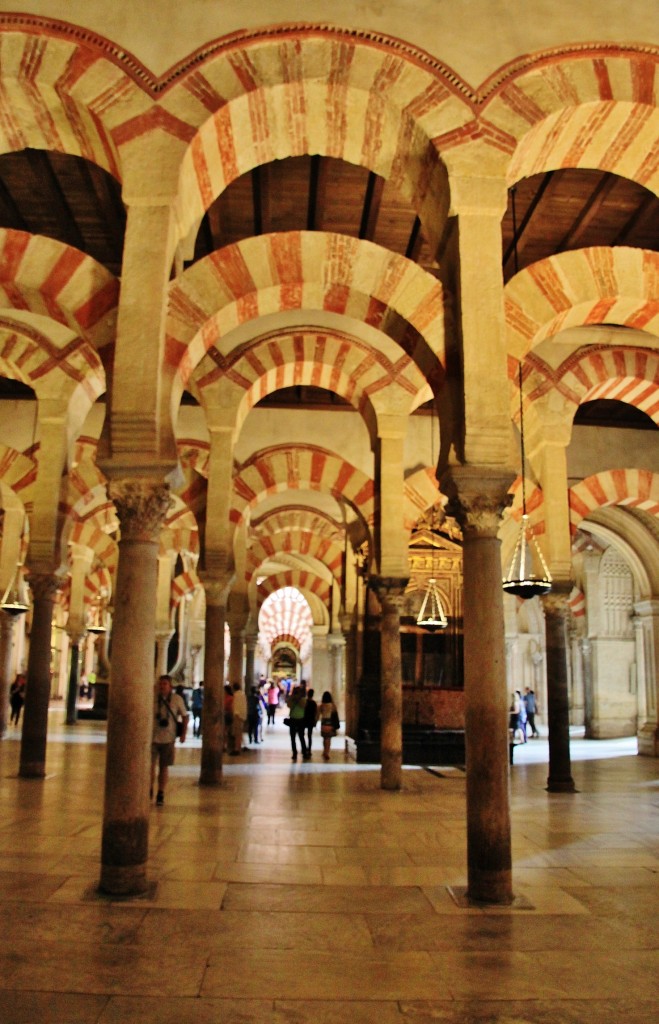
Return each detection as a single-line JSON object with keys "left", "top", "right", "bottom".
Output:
{"left": 200, "top": 576, "right": 231, "bottom": 785}
{"left": 0, "top": 612, "right": 17, "bottom": 738}
{"left": 579, "top": 636, "right": 594, "bottom": 737}
{"left": 244, "top": 631, "right": 258, "bottom": 691}
{"left": 634, "top": 599, "right": 659, "bottom": 756}
{"left": 329, "top": 632, "right": 346, "bottom": 713}
{"left": 155, "top": 631, "right": 173, "bottom": 677}
{"left": 65, "top": 632, "right": 84, "bottom": 725}
{"left": 19, "top": 573, "right": 61, "bottom": 778}
{"left": 371, "top": 576, "right": 408, "bottom": 792}
{"left": 443, "top": 466, "right": 514, "bottom": 905}
{"left": 543, "top": 584, "right": 576, "bottom": 793}
{"left": 99, "top": 479, "right": 172, "bottom": 896}
{"left": 227, "top": 613, "right": 246, "bottom": 687}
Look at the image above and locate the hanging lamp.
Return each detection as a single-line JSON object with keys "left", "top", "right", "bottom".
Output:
{"left": 502, "top": 185, "right": 552, "bottom": 599}
{"left": 417, "top": 410, "right": 448, "bottom": 629}
{"left": 0, "top": 562, "right": 29, "bottom": 616}
{"left": 502, "top": 360, "right": 553, "bottom": 599}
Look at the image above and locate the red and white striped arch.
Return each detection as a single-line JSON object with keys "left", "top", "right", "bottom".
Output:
{"left": 160, "top": 496, "right": 199, "bottom": 557}
{"left": 0, "top": 26, "right": 149, "bottom": 178}
{"left": 192, "top": 327, "right": 427, "bottom": 429}
{"left": 231, "top": 444, "right": 374, "bottom": 528}
{"left": 258, "top": 570, "right": 330, "bottom": 607}
{"left": 168, "top": 232, "right": 444, "bottom": 388}
{"left": 162, "top": 30, "right": 464, "bottom": 247}
{"left": 246, "top": 529, "right": 344, "bottom": 586}
{"left": 476, "top": 49, "right": 659, "bottom": 191}
{"left": 505, "top": 248, "right": 659, "bottom": 359}
{"left": 0, "top": 230, "right": 118, "bottom": 354}
{"left": 258, "top": 584, "right": 315, "bottom": 649}
{"left": 84, "top": 565, "right": 113, "bottom": 606}
{"left": 0, "top": 443, "right": 35, "bottom": 499}
{"left": 559, "top": 346, "right": 659, "bottom": 423}
{"left": 66, "top": 521, "right": 117, "bottom": 579}
{"left": 170, "top": 568, "right": 201, "bottom": 610}
{"left": 569, "top": 469, "right": 659, "bottom": 533}
{"left": 252, "top": 506, "right": 343, "bottom": 543}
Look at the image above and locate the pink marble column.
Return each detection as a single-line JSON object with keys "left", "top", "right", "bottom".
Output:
{"left": 199, "top": 576, "right": 231, "bottom": 786}
{"left": 0, "top": 613, "right": 16, "bottom": 738}
{"left": 371, "top": 576, "right": 408, "bottom": 791}
{"left": 444, "top": 467, "right": 514, "bottom": 905}
{"left": 543, "top": 584, "right": 576, "bottom": 793}
{"left": 99, "top": 480, "right": 172, "bottom": 896}
{"left": 19, "top": 573, "right": 61, "bottom": 778}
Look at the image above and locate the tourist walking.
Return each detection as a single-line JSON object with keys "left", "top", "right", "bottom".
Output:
{"left": 286, "top": 685, "right": 309, "bottom": 761}
{"left": 151, "top": 674, "right": 189, "bottom": 806}
{"left": 318, "top": 690, "right": 339, "bottom": 761}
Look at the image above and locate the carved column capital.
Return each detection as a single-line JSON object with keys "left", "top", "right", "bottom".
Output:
{"left": 27, "top": 572, "right": 62, "bottom": 603}
{"left": 200, "top": 572, "right": 233, "bottom": 608}
{"left": 542, "top": 581, "right": 572, "bottom": 618}
{"left": 108, "top": 479, "right": 173, "bottom": 542}
{"left": 370, "top": 575, "right": 409, "bottom": 611}
{"left": 441, "top": 466, "right": 514, "bottom": 539}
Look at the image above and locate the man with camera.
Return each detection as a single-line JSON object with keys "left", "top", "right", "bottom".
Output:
{"left": 151, "top": 674, "right": 189, "bottom": 806}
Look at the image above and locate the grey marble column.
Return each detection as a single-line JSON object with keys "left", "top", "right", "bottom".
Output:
{"left": 19, "top": 573, "right": 61, "bottom": 778}
{"left": 579, "top": 636, "right": 593, "bottom": 737}
{"left": 244, "top": 631, "right": 258, "bottom": 691}
{"left": 99, "top": 479, "right": 172, "bottom": 896}
{"left": 199, "top": 576, "right": 231, "bottom": 786}
{"left": 65, "top": 632, "right": 84, "bottom": 725}
{"left": 443, "top": 466, "right": 514, "bottom": 905}
{"left": 371, "top": 576, "right": 408, "bottom": 792}
{"left": 543, "top": 584, "right": 576, "bottom": 793}
{"left": 0, "top": 613, "right": 16, "bottom": 738}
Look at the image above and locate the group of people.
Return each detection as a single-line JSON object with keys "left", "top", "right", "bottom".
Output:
{"left": 509, "top": 687, "right": 540, "bottom": 743}
{"left": 150, "top": 673, "right": 340, "bottom": 805}
{"left": 285, "top": 684, "right": 339, "bottom": 762}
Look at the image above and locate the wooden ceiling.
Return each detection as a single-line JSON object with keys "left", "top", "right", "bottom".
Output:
{"left": 1, "top": 149, "right": 657, "bottom": 282}
{"left": 0, "top": 148, "right": 657, "bottom": 425}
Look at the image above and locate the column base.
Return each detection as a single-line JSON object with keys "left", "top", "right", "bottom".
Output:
{"left": 546, "top": 776, "right": 578, "bottom": 793}
{"left": 466, "top": 870, "right": 514, "bottom": 906}
{"left": 99, "top": 863, "right": 150, "bottom": 898}
{"left": 380, "top": 751, "right": 402, "bottom": 791}
{"left": 19, "top": 761, "right": 46, "bottom": 778}
{"left": 637, "top": 725, "right": 659, "bottom": 757}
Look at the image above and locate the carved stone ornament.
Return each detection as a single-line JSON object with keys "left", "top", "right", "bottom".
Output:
{"left": 441, "top": 467, "right": 514, "bottom": 539}
{"left": 200, "top": 572, "right": 233, "bottom": 607}
{"left": 27, "top": 572, "right": 63, "bottom": 603}
{"left": 370, "top": 575, "right": 409, "bottom": 611}
{"left": 108, "top": 480, "right": 173, "bottom": 542}
{"left": 541, "top": 581, "right": 572, "bottom": 617}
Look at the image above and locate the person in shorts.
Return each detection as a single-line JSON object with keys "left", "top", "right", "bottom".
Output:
{"left": 151, "top": 674, "right": 189, "bottom": 806}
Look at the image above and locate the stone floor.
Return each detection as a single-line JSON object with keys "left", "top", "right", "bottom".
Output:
{"left": 0, "top": 711, "right": 657, "bottom": 1023}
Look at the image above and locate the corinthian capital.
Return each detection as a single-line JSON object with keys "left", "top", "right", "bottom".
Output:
{"left": 370, "top": 575, "right": 409, "bottom": 611}
{"left": 108, "top": 479, "right": 173, "bottom": 542}
{"left": 27, "top": 572, "right": 62, "bottom": 603}
{"left": 441, "top": 466, "right": 514, "bottom": 539}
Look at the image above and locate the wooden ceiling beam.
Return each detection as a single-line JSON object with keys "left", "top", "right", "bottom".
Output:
{"left": 611, "top": 192, "right": 658, "bottom": 246}
{"left": 0, "top": 175, "right": 30, "bottom": 231}
{"left": 307, "top": 155, "right": 328, "bottom": 231}
{"left": 556, "top": 173, "right": 619, "bottom": 252}
{"left": 81, "top": 160, "right": 125, "bottom": 256}
{"left": 252, "top": 164, "right": 271, "bottom": 236}
{"left": 26, "top": 149, "right": 87, "bottom": 252}
{"left": 359, "top": 171, "right": 385, "bottom": 241}
{"left": 503, "top": 171, "right": 555, "bottom": 271}
{"left": 405, "top": 216, "right": 423, "bottom": 262}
